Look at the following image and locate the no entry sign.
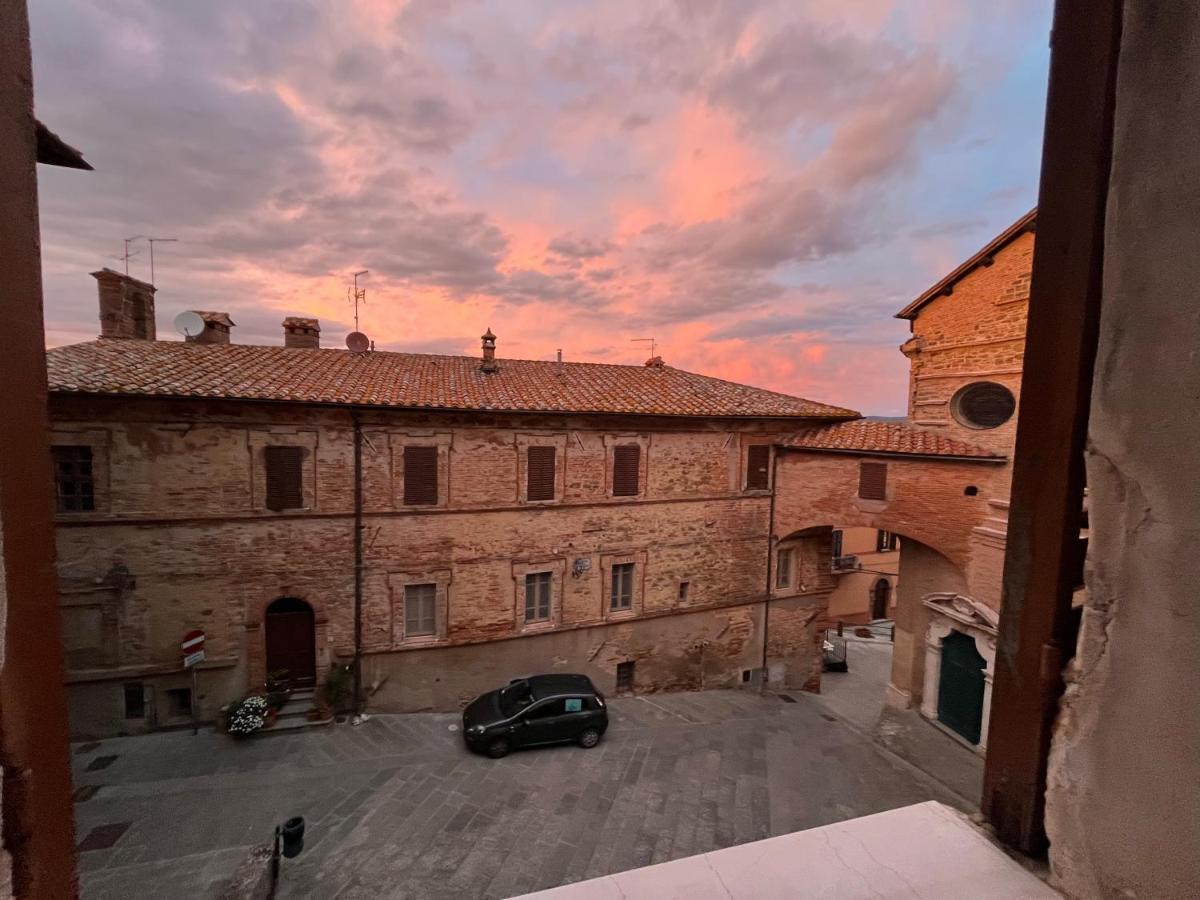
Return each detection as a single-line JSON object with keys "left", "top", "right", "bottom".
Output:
{"left": 182, "top": 630, "right": 205, "bottom": 667}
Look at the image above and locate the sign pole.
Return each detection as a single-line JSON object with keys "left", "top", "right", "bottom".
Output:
{"left": 181, "top": 629, "right": 206, "bottom": 736}
{"left": 191, "top": 665, "right": 199, "bottom": 736}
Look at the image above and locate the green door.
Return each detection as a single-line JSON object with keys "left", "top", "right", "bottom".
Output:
{"left": 937, "top": 630, "right": 986, "bottom": 744}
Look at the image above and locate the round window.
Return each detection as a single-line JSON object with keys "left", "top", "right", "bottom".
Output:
{"left": 952, "top": 382, "right": 1016, "bottom": 429}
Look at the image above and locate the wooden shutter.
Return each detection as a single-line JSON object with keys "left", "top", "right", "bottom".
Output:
{"left": 526, "top": 446, "right": 556, "bottom": 501}
{"left": 612, "top": 445, "right": 641, "bottom": 496}
{"left": 859, "top": 462, "right": 888, "bottom": 500}
{"left": 403, "top": 446, "right": 439, "bottom": 505}
{"left": 745, "top": 444, "right": 771, "bottom": 490}
{"left": 264, "top": 446, "right": 304, "bottom": 510}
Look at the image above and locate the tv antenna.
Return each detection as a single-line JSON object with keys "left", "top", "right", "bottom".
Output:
{"left": 347, "top": 270, "right": 369, "bottom": 332}
{"left": 118, "top": 235, "right": 145, "bottom": 275}
{"left": 146, "top": 237, "right": 178, "bottom": 286}
{"left": 632, "top": 337, "right": 657, "bottom": 359}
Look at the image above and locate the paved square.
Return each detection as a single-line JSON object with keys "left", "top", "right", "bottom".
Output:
{"left": 72, "top": 690, "right": 964, "bottom": 898}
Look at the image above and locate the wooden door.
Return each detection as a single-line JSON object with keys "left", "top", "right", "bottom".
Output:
{"left": 937, "top": 630, "right": 986, "bottom": 744}
{"left": 872, "top": 579, "right": 891, "bottom": 620}
{"left": 265, "top": 598, "right": 316, "bottom": 688}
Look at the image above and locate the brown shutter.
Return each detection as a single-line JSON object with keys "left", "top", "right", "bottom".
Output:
{"left": 526, "top": 446, "right": 557, "bottom": 501}
{"left": 859, "top": 462, "right": 888, "bottom": 500}
{"left": 612, "top": 444, "right": 641, "bottom": 496}
{"left": 403, "top": 446, "right": 439, "bottom": 505}
{"left": 745, "top": 444, "right": 771, "bottom": 490}
{"left": 264, "top": 446, "right": 304, "bottom": 510}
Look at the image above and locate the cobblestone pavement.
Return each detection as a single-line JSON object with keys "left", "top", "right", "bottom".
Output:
{"left": 72, "top": 689, "right": 965, "bottom": 899}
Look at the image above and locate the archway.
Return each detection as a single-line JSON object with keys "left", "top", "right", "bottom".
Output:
{"left": 265, "top": 597, "right": 316, "bottom": 688}
{"left": 872, "top": 578, "right": 891, "bottom": 620}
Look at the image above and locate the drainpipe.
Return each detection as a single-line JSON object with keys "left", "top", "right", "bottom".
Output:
{"left": 352, "top": 414, "right": 364, "bottom": 716}
{"left": 760, "top": 447, "right": 780, "bottom": 693}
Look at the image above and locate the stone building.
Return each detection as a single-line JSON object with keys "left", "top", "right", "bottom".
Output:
{"left": 769, "top": 210, "right": 1035, "bottom": 752}
{"left": 824, "top": 525, "right": 900, "bottom": 625}
{"left": 47, "top": 269, "right": 864, "bottom": 737}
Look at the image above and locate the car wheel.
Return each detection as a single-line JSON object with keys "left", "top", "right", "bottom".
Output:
{"left": 486, "top": 738, "right": 511, "bottom": 759}
{"left": 578, "top": 728, "right": 601, "bottom": 749}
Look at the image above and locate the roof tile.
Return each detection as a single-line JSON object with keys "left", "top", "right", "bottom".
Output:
{"left": 784, "top": 419, "right": 1004, "bottom": 460}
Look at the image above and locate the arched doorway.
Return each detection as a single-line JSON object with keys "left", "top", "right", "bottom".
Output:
{"left": 871, "top": 578, "right": 891, "bottom": 620}
{"left": 265, "top": 597, "right": 316, "bottom": 688}
{"left": 937, "top": 630, "right": 986, "bottom": 743}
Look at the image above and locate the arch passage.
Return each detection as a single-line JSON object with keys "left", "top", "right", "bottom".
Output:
{"left": 937, "top": 630, "right": 986, "bottom": 743}
{"left": 265, "top": 597, "right": 316, "bottom": 687}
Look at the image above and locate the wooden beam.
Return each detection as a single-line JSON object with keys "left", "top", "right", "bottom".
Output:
{"left": 981, "top": 0, "right": 1124, "bottom": 854}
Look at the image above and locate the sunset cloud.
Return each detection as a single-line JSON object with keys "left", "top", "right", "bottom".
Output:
{"left": 32, "top": 0, "right": 1049, "bottom": 414}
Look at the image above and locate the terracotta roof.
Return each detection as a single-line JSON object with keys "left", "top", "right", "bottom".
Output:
{"left": 783, "top": 420, "right": 1004, "bottom": 461}
{"left": 896, "top": 209, "right": 1037, "bottom": 320}
{"left": 193, "top": 311, "right": 236, "bottom": 327}
{"left": 45, "top": 339, "right": 860, "bottom": 419}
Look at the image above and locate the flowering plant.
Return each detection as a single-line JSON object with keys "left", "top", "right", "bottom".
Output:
{"left": 227, "top": 695, "right": 269, "bottom": 735}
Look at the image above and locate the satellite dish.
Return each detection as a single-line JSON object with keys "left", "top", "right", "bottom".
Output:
{"left": 174, "top": 311, "right": 206, "bottom": 339}
{"left": 346, "top": 331, "right": 370, "bottom": 353}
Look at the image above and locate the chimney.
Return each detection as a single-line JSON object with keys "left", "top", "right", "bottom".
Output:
{"left": 92, "top": 268, "right": 156, "bottom": 340}
{"left": 185, "top": 311, "right": 235, "bottom": 345}
{"left": 480, "top": 327, "right": 499, "bottom": 373}
{"left": 282, "top": 317, "right": 320, "bottom": 349}
{"left": 644, "top": 355, "right": 665, "bottom": 368}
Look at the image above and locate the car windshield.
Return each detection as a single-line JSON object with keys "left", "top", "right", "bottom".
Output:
{"left": 498, "top": 681, "right": 533, "bottom": 718}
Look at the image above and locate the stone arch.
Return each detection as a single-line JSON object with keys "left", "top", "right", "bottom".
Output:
{"left": 245, "top": 592, "right": 331, "bottom": 693}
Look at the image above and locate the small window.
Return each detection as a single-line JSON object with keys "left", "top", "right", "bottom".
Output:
{"left": 564, "top": 697, "right": 584, "bottom": 713}
{"left": 610, "top": 562, "right": 635, "bottom": 611}
{"left": 745, "top": 444, "right": 770, "bottom": 490}
{"left": 831, "top": 529, "right": 844, "bottom": 558}
{"left": 678, "top": 581, "right": 690, "bottom": 603}
{"left": 964, "top": 485, "right": 979, "bottom": 497}
{"left": 951, "top": 381, "right": 1016, "bottom": 429}
{"left": 859, "top": 462, "right": 887, "bottom": 500}
{"left": 403, "top": 445, "right": 439, "bottom": 506}
{"left": 616, "top": 661, "right": 635, "bottom": 692}
{"left": 404, "top": 583, "right": 437, "bottom": 637}
{"left": 524, "top": 571, "right": 552, "bottom": 623}
{"left": 525, "top": 699, "right": 567, "bottom": 720}
{"left": 876, "top": 530, "right": 898, "bottom": 552}
{"left": 742, "top": 669, "right": 753, "bottom": 683}
{"left": 166, "top": 688, "right": 192, "bottom": 719}
{"left": 776, "top": 547, "right": 794, "bottom": 588}
{"left": 52, "top": 445, "right": 95, "bottom": 512}
{"left": 526, "top": 446, "right": 556, "bottom": 501}
{"left": 264, "top": 446, "right": 304, "bottom": 511}
{"left": 612, "top": 444, "right": 641, "bottom": 496}
{"left": 123, "top": 683, "right": 145, "bottom": 719}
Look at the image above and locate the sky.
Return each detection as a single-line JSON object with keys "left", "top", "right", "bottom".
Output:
{"left": 30, "top": 0, "right": 1051, "bottom": 416}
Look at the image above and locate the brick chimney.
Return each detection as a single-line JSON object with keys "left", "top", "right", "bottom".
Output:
{"left": 185, "top": 311, "right": 235, "bottom": 345}
{"left": 480, "top": 327, "right": 499, "bottom": 373}
{"left": 644, "top": 356, "right": 665, "bottom": 368}
{"left": 282, "top": 317, "right": 320, "bottom": 349}
{"left": 92, "top": 268, "right": 156, "bottom": 340}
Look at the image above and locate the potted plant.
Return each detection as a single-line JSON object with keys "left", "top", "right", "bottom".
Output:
{"left": 265, "top": 668, "right": 291, "bottom": 715}
{"left": 226, "top": 695, "right": 269, "bottom": 737}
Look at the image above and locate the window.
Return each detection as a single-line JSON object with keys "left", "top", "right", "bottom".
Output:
{"left": 166, "top": 688, "right": 192, "bottom": 719}
{"left": 678, "top": 581, "right": 690, "bottom": 603}
{"left": 831, "top": 529, "right": 844, "bottom": 558}
{"left": 524, "top": 571, "right": 552, "bottom": 623}
{"left": 52, "top": 445, "right": 94, "bottom": 512}
{"left": 123, "top": 683, "right": 145, "bottom": 719}
{"left": 876, "top": 530, "right": 898, "bottom": 552}
{"left": 776, "top": 547, "right": 794, "bottom": 588}
{"left": 610, "top": 562, "right": 635, "bottom": 611}
{"left": 525, "top": 699, "right": 566, "bottom": 720}
{"left": 404, "top": 583, "right": 437, "bottom": 637}
{"left": 616, "top": 660, "right": 635, "bottom": 692}
{"left": 745, "top": 444, "right": 770, "bottom": 490}
{"left": 612, "top": 444, "right": 641, "bottom": 496}
{"left": 403, "top": 445, "right": 439, "bottom": 506}
{"left": 526, "top": 446, "right": 556, "bottom": 501}
{"left": 859, "top": 462, "right": 887, "bottom": 500}
{"left": 951, "top": 381, "right": 1016, "bottom": 429}
{"left": 264, "top": 446, "right": 304, "bottom": 510}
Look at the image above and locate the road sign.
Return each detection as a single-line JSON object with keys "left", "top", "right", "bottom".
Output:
{"left": 184, "top": 650, "right": 205, "bottom": 668}
{"left": 181, "top": 630, "right": 205, "bottom": 654}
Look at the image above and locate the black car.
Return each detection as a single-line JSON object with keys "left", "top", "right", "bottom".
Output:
{"left": 462, "top": 673, "right": 608, "bottom": 758}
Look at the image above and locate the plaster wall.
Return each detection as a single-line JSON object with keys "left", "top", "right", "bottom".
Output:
{"left": 1044, "top": 4, "right": 1200, "bottom": 895}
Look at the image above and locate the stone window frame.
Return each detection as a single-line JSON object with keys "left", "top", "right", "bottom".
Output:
{"left": 516, "top": 433, "right": 568, "bottom": 506}
{"left": 511, "top": 558, "right": 566, "bottom": 633}
{"left": 600, "top": 550, "right": 647, "bottom": 621}
{"left": 603, "top": 433, "right": 650, "bottom": 500}
{"left": 775, "top": 545, "right": 796, "bottom": 591}
{"left": 389, "top": 431, "right": 451, "bottom": 510}
{"left": 387, "top": 568, "right": 451, "bottom": 646}
{"left": 249, "top": 429, "right": 319, "bottom": 513}
{"left": 740, "top": 438, "right": 775, "bottom": 494}
{"left": 50, "top": 427, "right": 111, "bottom": 516}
